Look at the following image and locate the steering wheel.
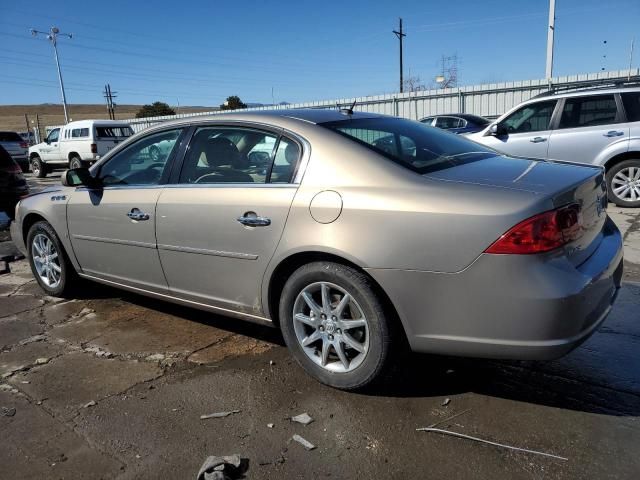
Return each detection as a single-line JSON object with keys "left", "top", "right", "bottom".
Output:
{"left": 195, "top": 170, "right": 226, "bottom": 183}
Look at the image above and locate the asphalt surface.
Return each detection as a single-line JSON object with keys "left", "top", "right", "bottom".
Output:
{"left": 1, "top": 173, "right": 639, "bottom": 479}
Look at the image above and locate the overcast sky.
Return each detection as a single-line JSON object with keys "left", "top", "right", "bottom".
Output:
{"left": 1, "top": 0, "right": 638, "bottom": 106}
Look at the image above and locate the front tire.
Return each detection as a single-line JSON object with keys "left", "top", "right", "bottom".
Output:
{"left": 69, "top": 156, "right": 83, "bottom": 170}
{"left": 26, "top": 221, "right": 78, "bottom": 297}
{"left": 30, "top": 155, "right": 47, "bottom": 178}
{"left": 607, "top": 159, "right": 640, "bottom": 207}
{"left": 279, "top": 262, "right": 394, "bottom": 390}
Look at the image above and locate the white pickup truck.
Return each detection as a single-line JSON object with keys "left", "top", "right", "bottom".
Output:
{"left": 28, "top": 120, "right": 134, "bottom": 177}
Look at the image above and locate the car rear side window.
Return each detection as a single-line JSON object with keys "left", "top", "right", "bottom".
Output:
{"left": 320, "top": 117, "right": 496, "bottom": 175}
{"left": 0, "top": 132, "right": 23, "bottom": 142}
{"left": 558, "top": 95, "right": 618, "bottom": 129}
{"left": 71, "top": 128, "right": 89, "bottom": 138}
{"left": 435, "top": 117, "right": 465, "bottom": 129}
{"left": 621, "top": 92, "right": 640, "bottom": 122}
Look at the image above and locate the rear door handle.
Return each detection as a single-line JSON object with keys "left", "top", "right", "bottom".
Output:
{"left": 237, "top": 213, "right": 271, "bottom": 227}
{"left": 604, "top": 130, "right": 624, "bottom": 137}
{"left": 530, "top": 137, "right": 547, "bottom": 143}
{"left": 127, "top": 208, "right": 150, "bottom": 221}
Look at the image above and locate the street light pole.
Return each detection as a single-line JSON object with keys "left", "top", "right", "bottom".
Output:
{"left": 545, "top": 0, "right": 556, "bottom": 80}
{"left": 31, "top": 27, "right": 73, "bottom": 124}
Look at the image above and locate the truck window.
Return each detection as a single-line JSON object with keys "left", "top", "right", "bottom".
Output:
{"left": 95, "top": 126, "right": 134, "bottom": 138}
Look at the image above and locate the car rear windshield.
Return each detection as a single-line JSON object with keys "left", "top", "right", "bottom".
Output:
{"left": 0, "top": 132, "right": 24, "bottom": 142}
{"left": 320, "top": 117, "right": 496, "bottom": 174}
{"left": 95, "top": 126, "right": 134, "bottom": 138}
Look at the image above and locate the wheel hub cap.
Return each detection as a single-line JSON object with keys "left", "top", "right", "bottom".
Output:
{"left": 612, "top": 166, "right": 640, "bottom": 201}
{"left": 31, "top": 233, "right": 61, "bottom": 289}
{"left": 292, "top": 281, "right": 369, "bottom": 373}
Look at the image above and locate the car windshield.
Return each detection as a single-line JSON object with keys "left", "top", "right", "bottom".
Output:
{"left": 0, "top": 132, "right": 23, "bottom": 142}
{"left": 320, "top": 117, "right": 496, "bottom": 174}
{"left": 95, "top": 126, "right": 134, "bottom": 138}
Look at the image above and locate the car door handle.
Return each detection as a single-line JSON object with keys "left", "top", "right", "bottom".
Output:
{"left": 237, "top": 214, "right": 271, "bottom": 227}
{"left": 530, "top": 137, "right": 547, "bottom": 143}
{"left": 127, "top": 208, "right": 150, "bottom": 221}
{"left": 604, "top": 130, "right": 624, "bottom": 137}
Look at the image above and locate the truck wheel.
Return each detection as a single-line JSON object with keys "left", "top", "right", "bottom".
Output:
{"left": 69, "top": 156, "right": 83, "bottom": 170}
{"left": 30, "top": 155, "right": 47, "bottom": 178}
{"left": 607, "top": 159, "right": 640, "bottom": 208}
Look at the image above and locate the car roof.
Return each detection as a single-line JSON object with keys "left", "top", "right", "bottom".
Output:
{"left": 153, "top": 108, "right": 386, "bottom": 130}
{"left": 528, "top": 85, "right": 640, "bottom": 102}
{"left": 430, "top": 113, "right": 489, "bottom": 122}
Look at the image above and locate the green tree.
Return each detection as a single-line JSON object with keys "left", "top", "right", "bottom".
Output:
{"left": 135, "top": 101, "right": 176, "bottom": 118}
{"left": 220, "top": 95, "right": 247, "bottom": 111}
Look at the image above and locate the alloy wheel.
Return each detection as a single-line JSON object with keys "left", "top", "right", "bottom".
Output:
{"left": 31, "top": 233, "right": 62, "bottom": 288}
{"left": 612, "top": 166, "right": 640, "bottom": 202}
{"left": 292, "top": 281, "right": 369, "bottom": 373}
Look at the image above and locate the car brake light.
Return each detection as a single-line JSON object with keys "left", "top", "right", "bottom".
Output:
{"left": 91, "top": 143, "right": 98, "bottom": 154}
{"left": 485, "top": 204, "right": 583, "bottom": 254}
{"left": 20, "top": 142, "right": 28, "bottom": 148}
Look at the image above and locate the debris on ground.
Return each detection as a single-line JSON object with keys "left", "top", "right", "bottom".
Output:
{"left": 145, "top": 353, "right": 165, "bottom": 362}
{"left": 415, "top": 427, "right": 568, "bottom": 461}
{"left": 200, "top": 410, "right": 241, "bottom": 420}
{"left": 267, "top": 423, "right": 274, "bottom": 428}
{"left": 269, "top": 360, "right": 275, "bottom": 366}
{"left": 291, "top": 412, "right": 314, "bottom": 425}
{"left": 196, "top": 454, "right": 246, "bottom": 480}
{"left": 426, "top": 408, "right": 472, "bottom": 429}
{"left": 441, "top": 398, "right": 451, "bottom": 406}
{"left": 1, "top": 407, "right": 16, "bottom": 417}
{"left": 83, "top": 400, "right": 96, "bottom": 408}
{"left": 292, "top": 434, "right": 316, "bottom": 451}
{"left": 35, "top": 357, "right": 51, "bottom": 365}
{"left": 19, "top": 334, "right": 47, "bottom": 346}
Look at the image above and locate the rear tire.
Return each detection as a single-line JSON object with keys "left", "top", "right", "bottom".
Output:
{"left": 606, "top": 159, "right": 640, "bottom": 208}
{"left": 69, "top": 156, "right": 83, "bottom": 170}
{"left": 30, "top": 155, "right": 47, "bottom": 178}
{"left": 26, "top": 221, "right": 78, "bottom": 297}
{"left": 279, "top": 261, "right": 395, "bottom": 390}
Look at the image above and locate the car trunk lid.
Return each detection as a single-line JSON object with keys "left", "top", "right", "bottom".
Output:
{"left": 425, "top": 155, "right": 608, "bottom": 266}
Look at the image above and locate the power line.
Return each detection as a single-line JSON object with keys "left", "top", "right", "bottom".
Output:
{"left": 103, "top": 84, "right": 117, "bottom": 119}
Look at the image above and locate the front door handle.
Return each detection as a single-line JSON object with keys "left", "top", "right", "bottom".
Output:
{"left": 127, "top": 208, "right": 150, "bottom": 221}
{"left": 604, "top": 130, "right": 624, "bottom": 137}
{"left": 530, "top": 136, "right": 547, "bottom": 143}
{"left": 237, "top": 212, "right": 271, "bottom": 227}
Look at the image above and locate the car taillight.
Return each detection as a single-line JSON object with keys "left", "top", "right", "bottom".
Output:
{"left": 91, "top": 143, "right": 98, "bottom": 154}
{"left": 485, "top": 204, "right": 583, "bottom": 255}
{"left": 20, "top": 142, "right": 28, "bottom": 148}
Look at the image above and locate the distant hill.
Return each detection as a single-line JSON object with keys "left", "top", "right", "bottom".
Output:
{"left": 0, "top": 104, "right": 217, "bottom": 132}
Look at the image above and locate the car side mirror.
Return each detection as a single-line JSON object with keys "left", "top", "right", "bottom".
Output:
{"left": 62, "top": 168, "right": 100, "bottom": 188}
{"left": 489, "top": 123, "right": 507, "bottom": 136}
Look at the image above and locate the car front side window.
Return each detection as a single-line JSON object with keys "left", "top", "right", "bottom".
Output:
{"left": 501, "top": 100, "right": 557, "bottom": 134}
{"left": 98, "top": 128, "right": 182, "bottom": 186}
{"left": 179, "top": 127, "right": 282, "bottom": 184}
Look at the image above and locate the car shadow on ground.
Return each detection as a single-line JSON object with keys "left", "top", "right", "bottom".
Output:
{"left": 73, "top": 281, "right": 640, "bottom": 418}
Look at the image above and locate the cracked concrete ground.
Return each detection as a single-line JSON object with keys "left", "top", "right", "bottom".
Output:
{"left": 0, "top": 175, "right": 639, "bottom": 479}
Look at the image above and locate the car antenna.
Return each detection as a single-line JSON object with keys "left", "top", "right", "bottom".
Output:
{"left": 339, "top": 100, "right": 357, "bottom": 115}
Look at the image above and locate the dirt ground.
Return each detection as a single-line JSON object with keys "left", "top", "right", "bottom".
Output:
{"left": 0, "top": 174, "right": 639, "bottom": 479}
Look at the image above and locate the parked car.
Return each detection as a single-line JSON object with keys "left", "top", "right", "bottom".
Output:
{"left": 28, "top": 120, "right": 134, "bottom": 178}
{"left": 420, "top": 114, "right": 490, "bottom": 134}
{"left": 467, "top": 86, "right": 640, "bottom": 207}
{"left": 0, "top": 145, "right": 28, "bottom": 220}
{"left": 11, "top": 110, "right": 622, "bottom": 390}
{"left": 19, "top": 131, "right": 35, "bottom": 145}
{"left": 0, "top": 131, "right": 29, "bottom": 172}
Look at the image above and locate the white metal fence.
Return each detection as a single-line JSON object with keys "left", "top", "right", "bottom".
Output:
{"left": 50, "top": 69, "right": 640, "bottom": 133}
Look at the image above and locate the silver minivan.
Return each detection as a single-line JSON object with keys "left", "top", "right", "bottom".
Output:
{"left": 468, "top": 86, "right": 640, "bottom": 207}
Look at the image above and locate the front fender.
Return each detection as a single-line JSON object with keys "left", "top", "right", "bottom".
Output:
{"left": 14, "top": 188, "right": 80, "bottom": 272}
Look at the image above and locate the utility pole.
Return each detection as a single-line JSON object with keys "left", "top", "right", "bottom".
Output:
{"left": 545, "top": 0, "right": 556, "bottom": 80}
{"left": 103, "top": 84, "right": 117, "bottom": 120}
{"left": 629, "top": 37, "right": 635, "bottom": 81}
{"left": 30, "top": 27, "right": 73, "bottom": 124}
{"left": 393, "top": 18, "right": 406, "bottom": 93}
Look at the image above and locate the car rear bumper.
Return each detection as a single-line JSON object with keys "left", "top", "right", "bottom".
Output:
{"left": 367, "top": 216, "right": 623, "bottom": 360}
